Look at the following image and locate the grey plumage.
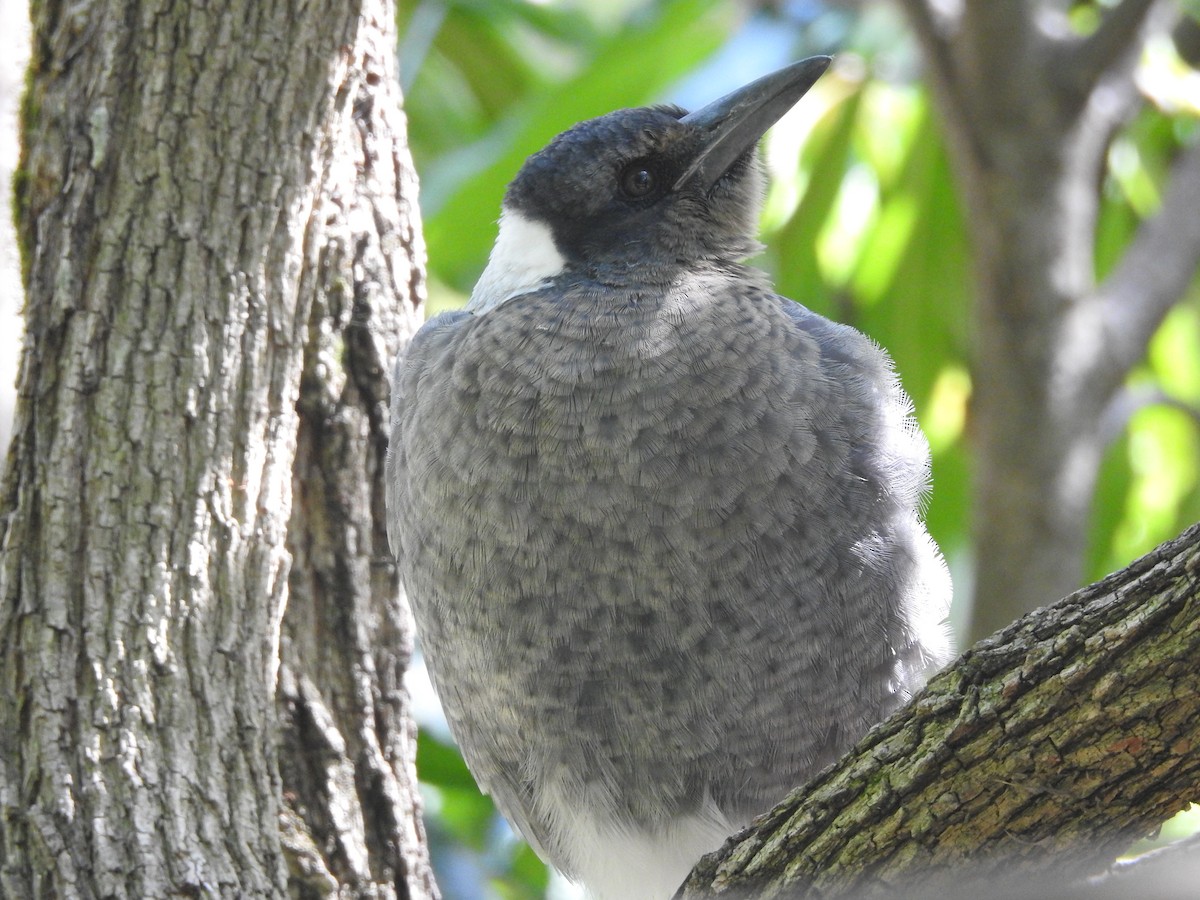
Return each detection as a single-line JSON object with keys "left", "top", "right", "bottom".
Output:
{"left": 387, "top": 57, "right": 951, "bottom": 899}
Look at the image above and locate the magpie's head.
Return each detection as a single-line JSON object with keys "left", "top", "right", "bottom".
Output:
{"left": 469, "top": 57, "right": 832, "bottom": 310}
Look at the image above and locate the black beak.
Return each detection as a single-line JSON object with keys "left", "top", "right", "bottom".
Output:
{"left": 675, "top": 55, "right": 832, "bottom": 192}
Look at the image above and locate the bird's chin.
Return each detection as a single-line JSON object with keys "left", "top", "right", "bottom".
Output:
{"left": 702, "top": 157, "right": 766, "bottom": 251}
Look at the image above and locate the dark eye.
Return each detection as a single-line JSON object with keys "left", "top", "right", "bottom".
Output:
{"left": 619, "top": 163, "right": 658, "bottom": 199}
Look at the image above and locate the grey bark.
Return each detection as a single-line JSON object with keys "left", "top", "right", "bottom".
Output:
{"left": 0, "top": 3, "right": 27, "bottom": 463}
{"left": 899, "top": 0, "right": 1200, "bottom": 640}
{"left": 678, "top": 521, "right": 1200, "bottom": 899}
{"left": 276, "top": 10, "right": 437, "bottom": 894}
{"left": 0, "top": 0, "right": 434, "bottom": 897}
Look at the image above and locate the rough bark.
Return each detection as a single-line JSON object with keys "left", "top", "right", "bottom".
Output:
{"left": 899, "top": 0, "right": 1200, "bottom": 640}
{"left": 276, "top": 8, "right": 437, "bottom": 896}
{"left": 678, "top": 522, "right": 1200, "bottom": 899}
{"left": 0, "top": 0, "right": 433, "bottom": 897}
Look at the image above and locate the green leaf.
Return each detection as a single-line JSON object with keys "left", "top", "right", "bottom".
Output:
{"left": 491, "top": 841, "right": 552, "bottom": 899}
{"left": 770, "top": 84, "right": 865, "bottom": 318}
{"left": 417, "top": 729, "right": 483, "bottom": 792}
{"left": 1087, "top": 430, "right": 1136, "bottom": 582}
{"left": 437, "top": 786, "right": 498, "bottom": 850}
{"left": 856, "top": 98, "right": 971, "bottom": 411}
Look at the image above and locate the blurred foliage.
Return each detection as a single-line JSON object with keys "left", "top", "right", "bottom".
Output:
{"left": 417, "top": 731, "right": 550, "bottom": 898}
{"left": 397, "top": 0, "right": 1200, "bottom": 895}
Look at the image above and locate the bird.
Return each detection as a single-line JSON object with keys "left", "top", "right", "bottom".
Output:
{"left": 386, "top": 56, "right": 952, "bottom": 900}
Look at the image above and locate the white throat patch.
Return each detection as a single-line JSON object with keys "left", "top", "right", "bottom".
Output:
{"left": 467, "top": 208, "right": 567, "bottom": 314}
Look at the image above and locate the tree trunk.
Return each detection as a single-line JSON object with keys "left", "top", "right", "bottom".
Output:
{"left": 679, "top": 522, "right": 1200, "bottom": 899}
{"left": 0, "top": 0, "right": 435, "bottom": 896}
{"left": 275, "top": 9, "right": 437, "bottom": 894}
{"left": 899, "top": 0, "right": 1200, "bottom": 640}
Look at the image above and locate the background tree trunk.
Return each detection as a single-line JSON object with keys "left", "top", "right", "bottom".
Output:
{"left": 899, "top": 0, "right": 1200, "bottom": 641}
{"left": 0, "top": 0, "right": 435, "bottom": 896}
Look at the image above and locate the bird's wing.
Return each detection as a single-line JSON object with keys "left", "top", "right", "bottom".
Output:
{"left": 385, "top": 310, "right": 469, "bottom": 559}
{"left": 777, "top": 294, "right": 954, "bottom": 679}
{"left": 384, "top": 307, "right": 562, "bottom": 860}
{"left": 777, "top": 296, "right": 930, "bottom": 509}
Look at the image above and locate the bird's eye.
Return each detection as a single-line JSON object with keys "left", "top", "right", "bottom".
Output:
{"left": 619, "top": 163, "right": 658, "bottom": 200}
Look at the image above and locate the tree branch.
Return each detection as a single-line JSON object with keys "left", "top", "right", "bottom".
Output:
{"left": 1062, "top": 0, "right": 1161, "bottom": 107}
{"left": 1175, "top": 13, "right": 1200, "bottom": 68}
{"left": 1092, "top": 139, "right": 1200, "bottom": 398}
{"left": 1100, "top": 384, "right": 1200, "bottom": 445}
{"left": 679, "top": 523, "right": 1200, "bottom": 899}
{"left": 895, "top": 0, "right": 994, "bottom": 177}
{"left": 896, "top": 0, "right": 960, "bottom": 95}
